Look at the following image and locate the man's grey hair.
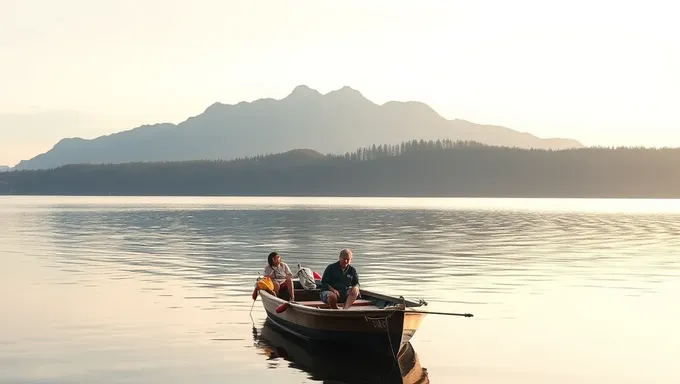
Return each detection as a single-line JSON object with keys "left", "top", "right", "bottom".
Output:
{"left": 339, "top": 248, "right": 352, "bottom": 258}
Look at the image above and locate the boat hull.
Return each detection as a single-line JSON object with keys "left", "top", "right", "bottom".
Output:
{"left": 259, "top": 289, "right": 424, "bottom": 356}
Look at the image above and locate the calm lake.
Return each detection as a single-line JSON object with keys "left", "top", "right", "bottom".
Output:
{"left": 1, "top": 196, "right": 679, "bottom": 383}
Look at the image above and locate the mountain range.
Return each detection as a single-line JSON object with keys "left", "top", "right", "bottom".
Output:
{"left": 13, "top": 85, "right": 583, "bottom": 170}
{"left": 0, "top": 166, "right": 10, "bottom": 172}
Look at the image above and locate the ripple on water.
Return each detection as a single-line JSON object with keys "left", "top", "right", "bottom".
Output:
{"left": 2, "top": 197, "right": 680, "bottom": 383}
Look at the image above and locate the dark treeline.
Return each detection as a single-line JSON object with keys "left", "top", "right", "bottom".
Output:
{"left": 189, "top": 138, "right": 481, "bottom": 163}
{"left": 1, "top": 139, "right": 679, "bottom": 198}
{"left": 341, "top": 138, "right": 475, "bottom": 160}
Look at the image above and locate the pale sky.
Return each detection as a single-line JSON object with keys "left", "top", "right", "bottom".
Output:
{"left": 1, "top": 0, "right": 678, "bottom": 167}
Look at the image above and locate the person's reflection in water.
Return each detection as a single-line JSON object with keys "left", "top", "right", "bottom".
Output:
{"left": 252, "top": 320, "right": 429, "bottom": 383}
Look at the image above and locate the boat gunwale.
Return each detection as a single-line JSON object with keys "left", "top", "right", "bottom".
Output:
{"left": 258, "top": 287, "right": 426, "bottom": 318}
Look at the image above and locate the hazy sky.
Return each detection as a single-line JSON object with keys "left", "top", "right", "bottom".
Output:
{"left": 1, "top": 0, "right": 678, "bottom": 166}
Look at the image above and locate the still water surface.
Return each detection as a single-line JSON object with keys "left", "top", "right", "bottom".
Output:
{"left": 1, "top": 196, "right": 679, "bottom": 383}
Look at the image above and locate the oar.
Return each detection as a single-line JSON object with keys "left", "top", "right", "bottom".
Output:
{"left": 391, "top": 296, "right": 473, "bottom": 317}
{"left": 402, "top": 309, "right": 474, "bottom": 317}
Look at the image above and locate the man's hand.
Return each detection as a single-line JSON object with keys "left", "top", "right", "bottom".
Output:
{"left": 331, "top": 287, "right": 340, "bottom": 297}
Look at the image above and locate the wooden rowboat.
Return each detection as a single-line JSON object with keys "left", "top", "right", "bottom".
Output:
{"left": 255, "top": 279, "right": 429, "bottom": 357}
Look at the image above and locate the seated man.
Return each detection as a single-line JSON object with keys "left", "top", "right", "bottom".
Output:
{"left": 320, "top": 248, "right": 360, "bottom": 309}
{"left": 263, "top": 251, "right": 295, "bottom": 301}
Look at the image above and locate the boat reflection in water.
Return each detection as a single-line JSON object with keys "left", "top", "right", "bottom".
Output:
{"left": 253, "top": 319, "right": 429, "bottom": 383}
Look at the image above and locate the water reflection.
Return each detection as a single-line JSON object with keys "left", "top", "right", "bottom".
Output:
{"left": 253, "top": 319, "right": 429, "bottom": 384}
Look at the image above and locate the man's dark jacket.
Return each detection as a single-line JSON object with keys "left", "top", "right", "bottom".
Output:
{"left": 320, "top": 261, "right": 359, "bottom": 292}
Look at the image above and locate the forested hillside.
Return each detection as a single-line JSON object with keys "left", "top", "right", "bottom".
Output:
{"left": 2, "top": 140, "right": 678, "bottom": 198}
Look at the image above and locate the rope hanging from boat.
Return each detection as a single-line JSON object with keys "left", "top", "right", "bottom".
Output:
{"left": 249, "top": 296, "right": 257, "bottom": 319}
{"left": 364, "top": 296, "right": 407, "bottom": 361}
{"left": 363, "top": 308, "right": 399, "bottom": 361}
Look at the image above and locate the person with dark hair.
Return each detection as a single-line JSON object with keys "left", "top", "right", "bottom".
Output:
{"left": 263, "top": 252, "right": 295, "bottom": 301}
{"left": 320, "top": 248, "right": 360, "bottom": 309}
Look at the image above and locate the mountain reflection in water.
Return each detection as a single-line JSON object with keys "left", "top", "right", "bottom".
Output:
{"left": 253, "top": 319, "right": 429, "bottom": 384}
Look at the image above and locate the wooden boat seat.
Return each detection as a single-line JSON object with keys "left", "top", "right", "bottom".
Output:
{"left": 297, "top": 299, "right": 373, "bottom": 308}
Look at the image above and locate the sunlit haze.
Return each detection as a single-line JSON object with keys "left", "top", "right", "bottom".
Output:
{"left": 1, "top": 0, "right": 678, "bottom": 166}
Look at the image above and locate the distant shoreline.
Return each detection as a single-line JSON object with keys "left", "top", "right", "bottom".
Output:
{"left": 2, "top": 141, "right": 680, "bottom": 199}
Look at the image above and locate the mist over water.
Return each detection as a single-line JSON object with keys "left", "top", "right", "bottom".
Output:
{"left": 1, "top": 196, "right": 679, "bottom": 383}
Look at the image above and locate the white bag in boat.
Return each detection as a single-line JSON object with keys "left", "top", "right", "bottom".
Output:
{"left": 297, "top": 262, "right": 317, "bottom": 290}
